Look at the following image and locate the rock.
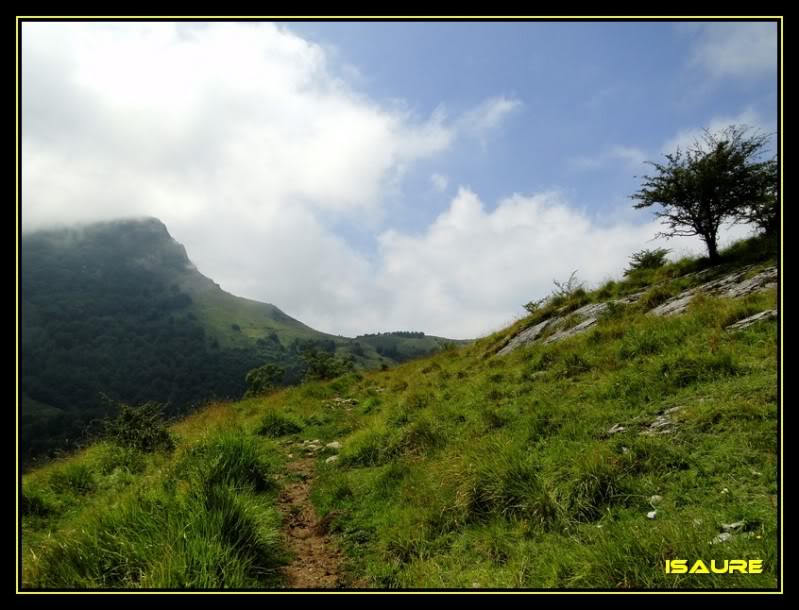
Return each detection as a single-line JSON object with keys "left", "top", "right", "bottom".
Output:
{"left": 721, "top": 267, "right": 777, "bottom": 298}
{"left": 727, "top": 309, "right": 777, "bottom": 331}
{"left": 325, "top": 455, "right": 339, "bottom": 464}
{"left": 641, "top": 407, "right": 683, "bottom": 435}
{"left": 649, "top": 293, "right": 696, "bottom": 317}
{"left": 712, "top": 532, "right": 733, "bottom": 544}
{"left": 496, "top": 264, "right": 777, "bottom": 356}
{"left": 325, "top": 441, "right": 342, "bottom": 451}
{"left": 544, "top": 316, "right": 600, "bottom": 345}
{"left": 649, "top": 266, "right": 777, "bottom": 317}
{"left": 497, "top": 318, "right": 556, "bottom": 355}
{"left": 649, "top": 495, "right": 663, "bottom": 506}
{"left": 607, "top": 423, "right": 625, "bottom": 435}
{"left": 647, "top": 511, "right": 657, "bottom": 520}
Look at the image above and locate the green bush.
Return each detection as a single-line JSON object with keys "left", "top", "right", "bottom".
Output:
{"left": 303, "top": 349, "right": 354, "bottom": 382}
{"left": 244, "top": 363, "right": 285, "bottom": 398}
{"left": 101, "top": 401, "right": 175, "bottom": 453}
{"left": 624, "top": 248, "right": 671, "bottom": 276}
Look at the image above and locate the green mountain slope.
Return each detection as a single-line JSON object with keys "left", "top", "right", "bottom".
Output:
{"left": 20, "top": 218, "right": 458, "bottom": 463}
{"left": 20, "top": 235, "right": 779, "bottom": 589}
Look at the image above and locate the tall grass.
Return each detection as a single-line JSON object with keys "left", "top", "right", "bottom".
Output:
{"left": 24, "top": 428, "right": 285, "bottom": 588}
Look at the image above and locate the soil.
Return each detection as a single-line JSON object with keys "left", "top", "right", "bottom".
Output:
{"left": 277, "top": 456, "right": 347, "bottom": 589}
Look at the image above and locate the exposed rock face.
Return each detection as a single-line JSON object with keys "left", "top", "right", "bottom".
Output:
{"left": 497, "top": 293, "right": 646, "bottom": 355}
{"left": 649, "top": 265, "right": 777, "bottom": 317}
{"left": 726, "top": 309, "right": 778, "bottom": 331}
{"left": 496, "top": 318, "right": 557, "bottom": 355}
{"left": 497, "top": 264, "right": 777, "bottom": 356}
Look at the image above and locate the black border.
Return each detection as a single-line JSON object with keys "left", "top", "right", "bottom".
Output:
{"left": 16, "top": 15, "right": 783, "bottom": 595}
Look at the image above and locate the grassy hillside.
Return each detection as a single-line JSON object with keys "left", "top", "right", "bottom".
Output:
{"left": 20, "top": 219, "right": 455, "bottom": 464}
{"left": 19, "top": 236, "right": 779, "bottom": 589}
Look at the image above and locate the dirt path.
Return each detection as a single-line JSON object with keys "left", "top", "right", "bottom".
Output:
{"left": 277, "top": 456, "right": 346, "bottom": 588}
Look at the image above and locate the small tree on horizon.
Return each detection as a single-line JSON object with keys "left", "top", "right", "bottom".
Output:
{"left": 631, "top": 124, "right": 777, "bottom": 263}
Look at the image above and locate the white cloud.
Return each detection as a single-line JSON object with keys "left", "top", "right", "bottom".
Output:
{"left": 369, "top": 188, "right": 753, "bottom": 339}
{"left": 457, "top": 96, "right": 523, "bottom": 143}
{"left": 430, "top": 173, "right": 449, "bottom": 192}
{"left": 661, "top": 108, "right": 776, "bottom": 155}
{"left": 569, "top": 145, "right": 648, "bottom": 172}
{"left": 688, "top": 22, "right": 778, "bottom": 81}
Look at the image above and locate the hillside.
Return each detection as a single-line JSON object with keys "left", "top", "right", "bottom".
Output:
{"left": 20, "top": 218, "right": 459, "bottom": 463}
{"left": 19, "top": 235, "right": 779, "bottom": 589}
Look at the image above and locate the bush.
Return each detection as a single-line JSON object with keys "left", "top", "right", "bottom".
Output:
{"left": 302, "top": 349, "right": 354, "bottom": 382}
{"left": 244, "top": 363, "right": 285, "bottom": 398}
{"left": 624, "top": 248, "right": 671, "bottom": 276}
{"left": 101, "top": 401, "right": 175, "bottom": 453}
{"left": 523, "top": 298, "right": 546, "bottom": 316}
{"left": 552, "top": 270, "right": 585, "bottom": 301}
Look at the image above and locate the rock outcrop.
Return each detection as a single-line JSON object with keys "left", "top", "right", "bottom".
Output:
{"left": 726, "top": 309, "right": 778, "bottom": 331}
{"left": 649, "top": 265, "right": 777, "bottom": 317}
{"left": 498, "top": 264, "right": 777, "bottom": 356}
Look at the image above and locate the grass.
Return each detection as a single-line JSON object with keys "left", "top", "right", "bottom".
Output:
{"left": 23, "top": 426, "right": 286, "bottom": 588}
{"left": 19, "top": 235, "right": 779, "bottom": 590}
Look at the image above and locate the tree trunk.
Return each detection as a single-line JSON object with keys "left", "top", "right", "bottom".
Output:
{"left": 704, "top": 234, "right": 720, "bottom": 264}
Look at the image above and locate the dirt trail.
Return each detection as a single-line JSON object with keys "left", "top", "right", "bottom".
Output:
{"left": 277, "top": 456, "right": 346, "bottom": 588}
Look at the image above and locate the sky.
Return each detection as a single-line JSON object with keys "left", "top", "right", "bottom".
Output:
{"left": 20, "top": 20, "right": 779, "bottom": 339}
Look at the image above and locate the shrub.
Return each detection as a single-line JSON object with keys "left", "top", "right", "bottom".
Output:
{"left": 244, "top": 363, "right": 285, "bottom": 398}
{"left": 552, "top": 270, "right": 585, "bottom": 301}
{"left": 302, "top": 349, "right": 354, "bottom": 382}
{"left": 523, "top": 298, "right": 546, "bottom": 316}
{"left": 101, "top": 401, "right": 175, "bottom": 453}
{"left": 624, "top": 248, "right": 671, "bottom": 276}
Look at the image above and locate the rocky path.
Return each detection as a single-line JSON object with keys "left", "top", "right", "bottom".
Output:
{"left": 277, "top": 455, "right": 346, "bottom": 589}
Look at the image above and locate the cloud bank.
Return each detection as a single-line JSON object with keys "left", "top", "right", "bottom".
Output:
{"left": 22, "top": 22, "right": 757, "bottom": 340}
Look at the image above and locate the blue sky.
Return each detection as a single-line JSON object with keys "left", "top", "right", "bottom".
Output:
{"left": 22, "top": 20, "right": 779, "bottom": 338}
{"left": 288, "top": 21, "right": 778, "bottom": 233}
